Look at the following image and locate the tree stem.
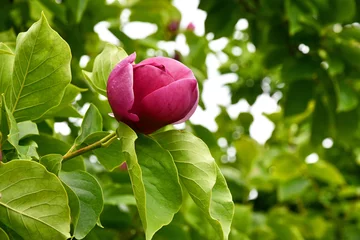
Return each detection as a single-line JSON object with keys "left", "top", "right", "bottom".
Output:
{"left": 62, "top": 132, "right": 117, "bottom": 162}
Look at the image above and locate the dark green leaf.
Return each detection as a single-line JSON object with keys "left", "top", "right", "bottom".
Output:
{"left": 60, "top": 170, "right": 104, "bottom": 239}
{"left": 0, "top": 160, "right": 71, "bottom": 239}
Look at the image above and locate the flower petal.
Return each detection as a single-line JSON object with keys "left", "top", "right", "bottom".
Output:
{"left": 137, "top": 57, "right": 194, "bottom": 80}
{"left": 107, "top": 53, "right": 139, "bottom": 122}
{"left": 131, "top": 64, "right": 174, "bottom": 113}
{"left": 134, "top": 78, "right": 198, "bottom": 133}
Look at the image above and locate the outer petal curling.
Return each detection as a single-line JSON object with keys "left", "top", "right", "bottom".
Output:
{"left": 137, "top": 57, "right": 195, "bottom": 80}
{"left": 134, "top": 78, "right": 198, "bottom": 133}
{"left": 107, "top": 53, "right": 139, "bottom": 122}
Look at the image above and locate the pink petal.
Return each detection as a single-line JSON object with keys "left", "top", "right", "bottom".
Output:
{"left": 137, "top": 57, "right": 195, "bottom": 80}
{"left": 130, "top": 64, "right": 174, "bottom": 113}
{"left": 174, "top": 83, "right": 199, "bottom": 124}
{"left": 107, "top": 53, "right": 139, "bottom": 122}
{"left": 135, "top": 78, "right": 198, "bottom": 133}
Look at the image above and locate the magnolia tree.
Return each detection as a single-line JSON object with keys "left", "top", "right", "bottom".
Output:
{"left": 0, "top": 14, "right": 234, "bottom": 239}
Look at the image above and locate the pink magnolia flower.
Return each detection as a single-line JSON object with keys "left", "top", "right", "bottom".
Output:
{"left": 107, "top": 53, "right": 198, "bottom": 134}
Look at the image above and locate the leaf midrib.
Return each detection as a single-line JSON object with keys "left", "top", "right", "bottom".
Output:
{"left": 11, "top": 22, "right": 41, "bottom": 114}
{"left": 0, "top": 201, "right": 67, "bottom": 237}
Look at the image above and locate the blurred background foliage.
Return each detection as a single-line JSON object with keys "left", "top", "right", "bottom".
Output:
{"left": 2, "top": 0, "right": 360, "bottom": 239}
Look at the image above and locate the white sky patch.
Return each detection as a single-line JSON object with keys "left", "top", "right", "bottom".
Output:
{"left": 54, "top": 122, "right": 71, "bottom": 136}
{"left": 98, "top": 94, "right": 108, "bottom": 101}
{"left": 79, "top": 55, "right": 90, "bottom": 68}
{"left": 322, "top": 138, "right": 334, "bottom": 149}
{"left": 89, "top": 155, "right": 98, "bottom": 163}
{"left": 122, "top": 22, "right": 158, "bottom": 39}
{"left": 94, "top": 21, "right": 120, "bottom": 45}
{"left": 175, "top": 34, "right": 190, "bottom": 56}
{"left": 227, "top": 99, "right": 250, "bottom": 119}
{"left": 173, "top": 0, "right": 206, "bottom": 36}
{"left": 217, "top": 137, "right": 228, "bottom": 148}
{"left": 298, "top": 43, "right": 310, "bottom": 54}
{"left": 305, "top": 153, "right": 319, "bottom": 164}
{"left": 248, "top": 189, "right": 258, "bottom": 200}
{"left": 209, "top": 37, "right": 229, "bottom": 52}
{"left": 235, "top": 18, "right": 249, "bottom": 31}
{"left": 173, "top": 122, "right": 186, "bottom": 130}
{"left": 247, "top": 42, "right": 256, "bottom": 53}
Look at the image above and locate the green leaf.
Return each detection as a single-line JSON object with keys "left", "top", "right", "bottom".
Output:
{"left": 39, "top": 153, "right": 62, "bottom": 175}
{"left": 232, "top": 205, "right": 252, "bottom": 234}
{"left": 42, "top": 84, "right": 85, "bottom": 119}
{"left": 0, "top": 227, "right": 9, "bottom": 240}
{"left": 17, "top": 120, "right": 38, "bottom": 140}
{"left": 117, "top": 122, "right": 183, "bottom": 239}
{"left": 0, "top": 43, "right": 14, "bottom": 95}
{"left": 153, "top": 130, "right": 234, "bottom": 240}
{"left": 32, "top": 134, "right": 85, "bottom": 171}
{"left": 278, "top": 177, "right": 311, "bottom": 202}
{"left": 2, "top": 96, "right": 37, "bottom": 159}
{"left": 83, "top": 132, "right": 124, "bottom": 171}
{"left": 67, "top": 0, "right": 89, "bottom": 23}
{"left": 75, "top": 104, "right": 102, "bottom": 145}
{"left": 7, "top": 13, "right": 71, "bottom": 122}
{"left": 284, "top": 80, "right": 314, "bottom": 117}
{"left": 311, "top": 96, "right": 330, "bottom": 146}
{"left": 336, "top": 80, "right": 358, "bottom": 112}
{"left": 307, "top": 160, "right": 345, "bottom": 185}
{"left": 234, "top": 136, "right": 260, "bottom": 176}
{"left": 0, "top": 160, "right": 71, "bottom": 239}
{"left": 89, "top": 44, "right": 127, "bottom": 96}
{"left": 60, "top": 170, "right": 104, "bottom": 239}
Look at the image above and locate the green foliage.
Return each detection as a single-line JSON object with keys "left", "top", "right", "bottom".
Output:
{"left": 2, "top": 0, "right": 360, "bottom": 239}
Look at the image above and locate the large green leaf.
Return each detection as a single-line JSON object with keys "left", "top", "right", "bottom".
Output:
{"left": 67, "top": 0, "right": 89, "bottom": 23}
{"left": 83, "top": 132, "right": 124, "bottom": 171}
{"left": 85, "top": 44, "right": 127, "bottom": 96}
{"left": 42, "top": 84, "right": 85, "bottom": 119}
{"left": 75, "top": 104, "right": 102, "bottom": 145}
{"left": 60, "top": 170, "right": 104, "bottom": 239}
{"left": 153, "top": 130, "right": 234, "bottom": 240}
{"left": 0, "top": 227, "right": 9, "bottom": 240}
{"left": 39, "top": 153, "right": 62, "bottom": 175}
{"left": 17, "top": 120, "right": 38, "bottom": 140}
{"left": 2, "top": 96, "right": 38, "bottom": 159}
{"left": 7, "top": 13, "right": 71, "bottom": 122}
{"left": 117, "top": 122, "right": 183, "bottom": 239}
{"left": 0, "top": 43, "right": 14, "bottom": 95}
{"left": 307, "top": 160, "right": 345, "bottom": 185}
{"left": 0, "top": 160, "right": 71, "bottom": 239}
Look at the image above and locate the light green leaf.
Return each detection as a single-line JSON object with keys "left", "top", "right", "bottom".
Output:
{"left": 0, "top": 227, "right": 9, "bottom": 240}
{"left": 336, "top": 80, "right": 358, "bottom": 112}
{"left": 307, "top": 160, "right": 345, "bottom": 185}
{"left": 67, "top": 0, "right": 89, "bottom": 23}
{"left": 278, "top": 177, "right": 311, "bottom": 202}
{"left": 102, "top": 183, "right": 136, "bottom": 206}
{"left": 39, "top": 153, "right": 62, "bottom": 175}
{"left": 59, "top": 170, "right": 104, "bottom": 239}
{"left": 0, "top": 160, "right": 71, "bottom": 239}
{"left": 117, "top": 122, "right": 183, "bottom": 239}
{"left": 7, "top": 13, "right": 71, "bottom": 122}
{"left": 0, "top": 43, "right": 14, "bottom": 95}
{"left": 2, "top": 96, "right": 37, "bottom": 159}
{"left": 32, "top": 134, "right": 85, "bottom": 171}
{"left": 17, "top": 120, "right": 39, "bottom": 140}
{"left": 76, "top": 104, "right": 102, "bottom": 145}
{"left": 42, "top": 84, "right": 85, "bottom": 119}
{"left": 61, "top": 183, "right": 80, "bottom": 238}
{"left": 153, "top": 130, "right": 234, "bottom": 240}
{"left": 91, "top": 44, "right": 127, "bottom": 96}
{"left": 83, "top": 132, "right": 124, "bottom": 171}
